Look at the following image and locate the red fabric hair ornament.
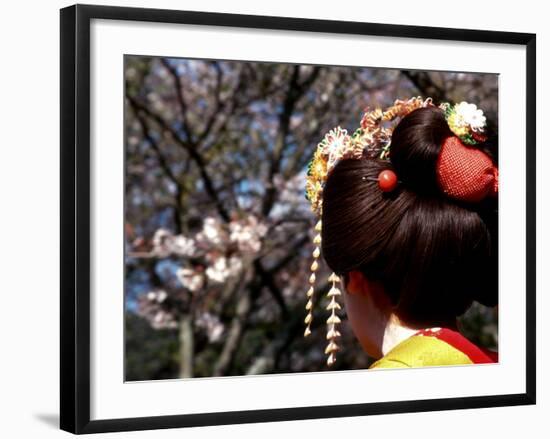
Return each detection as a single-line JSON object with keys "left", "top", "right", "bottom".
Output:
{"left": 436, "top": 136, "right": 498, "bottom": 203}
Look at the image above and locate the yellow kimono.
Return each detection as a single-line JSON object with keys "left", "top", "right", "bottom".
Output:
{"left": 369, "top": 327, "right": 498, "bottom": 369}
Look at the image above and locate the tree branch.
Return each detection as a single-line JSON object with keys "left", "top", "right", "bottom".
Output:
{"left": 212, "top": 267, "right": 254, "bottom": 376}
{"left": 253, "top": 259, "right": 288, "bottom": 317}
{"left": 402, "top": 70, "right": 448, "bottom": 103}
{"left": 129, "top": 100, "right": 185, "bottom": 233}
{"left": 126, "top": 90, "right": 231, "bottom": 222}
{"left": 261, "top": 66, "right": 320, "bottom": 216}
{"left": 196, "top": 61, "right": 225, "bottom": 144}
{"left": 160, "top": 58, "right": 194, "bottom": 143}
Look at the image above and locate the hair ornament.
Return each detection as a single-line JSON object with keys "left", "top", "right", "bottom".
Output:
{"left": 378, "top": 169, "right": 399, "bottom": 192}
{"left": 440, "top": 101, "right": 488, "bottom": 145}
{"left": 363, "top": 169, "right": 400, "bottom": 192}
{"left": 305, "top": 97, "right": 432, "bottom": 216}
{"left": 436, "top": 136, "right": 498, "bottom": 202}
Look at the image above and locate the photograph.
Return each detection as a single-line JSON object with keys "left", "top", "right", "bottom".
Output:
{"left": 0, "top": 0, "right": 543, "bottom": 436}
{"left": 58, "top": 3, "right": 536, "bottom": 434}
{"left": 123, "top": 55, "right": 500, "bottom": 381}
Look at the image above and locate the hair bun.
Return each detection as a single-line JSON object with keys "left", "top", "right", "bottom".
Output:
{"left": 389, "top": 106, "right": 452, "bottom": 195}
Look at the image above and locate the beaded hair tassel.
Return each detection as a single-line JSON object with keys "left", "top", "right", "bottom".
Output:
{"left": 304, "top": 219, "right": 322, "bottom": 338}
{"left": 303, "top": 217, "right": 343, "bottom": 367}
{"left": 325, "top": 272, "right": 343, "bottom": 366}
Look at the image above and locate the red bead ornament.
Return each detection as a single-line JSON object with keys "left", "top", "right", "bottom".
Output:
{"left": 378, "top": 169, "right": 398, "bottom": 192}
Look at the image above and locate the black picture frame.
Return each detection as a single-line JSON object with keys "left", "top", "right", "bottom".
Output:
{"left": 60, "top": 3, "right": 537, "bottom": 434}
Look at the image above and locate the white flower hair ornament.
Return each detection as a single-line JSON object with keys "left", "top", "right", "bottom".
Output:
{"left": 441, "top": 101, "right": 488, "bottom": 145}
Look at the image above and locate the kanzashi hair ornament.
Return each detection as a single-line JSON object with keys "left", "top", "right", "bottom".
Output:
{"left": 440, "top": 101, "right": 488, "bottom": 145}
{"left": 363, "top": 169, "right": 400, "bottom": 193}
{"left": 377, "top": 169, "right": 399, "bottom": 192}
{"left": 436, "top": 135, "right": 498, "bottom": 202}
{"left": 325, "top": 272, "right": 343, "bottom": 366}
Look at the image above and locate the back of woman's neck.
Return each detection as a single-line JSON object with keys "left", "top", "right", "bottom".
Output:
{"left": 381, "top": 316, "right": 458, "bottom": 356}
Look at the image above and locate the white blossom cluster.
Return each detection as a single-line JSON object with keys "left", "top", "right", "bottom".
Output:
{"left": 150, "top": 215, "right": 267, "bottom": 287}
{"left": 228, "top": 215, "right": 268, "bottom": 254}
{"left": 175, "top": 267, "right": 204, "bottom": 293}
{"left": 152, "top": 229, "right": 196, "bottom": 258}
{"left": 137, "top": 215, "right": 268, "bottom": 331}
{"left": 195, "top": 312, "right": 225, "bottom": 342}
{"left": 137, "top": 289, "right": 178, "bottom": 330}
{"left": 195, "top": 217, "right": 226, "bottom": 247}
{"left": 204, "top": 256, "right": 243, "bottom": 284}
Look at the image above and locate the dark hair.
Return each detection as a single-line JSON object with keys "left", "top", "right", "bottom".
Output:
{"left": 321, "top": 106, "right": 498, "bottom": 327}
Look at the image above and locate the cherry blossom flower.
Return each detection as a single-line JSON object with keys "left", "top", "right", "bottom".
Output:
{"left": 137, "top": 290, "right": 178, "bottom": 330}
{"left": 229, "top": 215, "right": 268, "bottom": 254}
{"left": 176, "top": 267, "right": 204, "bottom": 293}
{"left": 152, "top": 229, "right": 196, "bottom": 257}
{"left": 205, "top": 256, "right": 243, "bottom": 283}
{"left": 196, "top": 217, "right": 225, "bottom": 247}
{"left": 195, "top": 312, "right": 225, "bottom": 342}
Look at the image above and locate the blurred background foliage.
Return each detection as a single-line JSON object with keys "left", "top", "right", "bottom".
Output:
{"left": 124, "top": 56, "right": 498, "bottom": 381}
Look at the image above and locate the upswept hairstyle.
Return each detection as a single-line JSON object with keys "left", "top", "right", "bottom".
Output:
{"left": 320, "top": 107, "right": 498, "bottom": 327}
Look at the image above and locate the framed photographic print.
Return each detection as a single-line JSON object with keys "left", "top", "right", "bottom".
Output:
{"left": 60, "top": 4, "right": 536, "bottom": 434}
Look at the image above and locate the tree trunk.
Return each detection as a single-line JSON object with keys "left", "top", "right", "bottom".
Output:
{"left": 178, "top": 314, "right": 194, "bottom": 378}
{"left": 212, "top": 289, "right": 252, "bottom": 377}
